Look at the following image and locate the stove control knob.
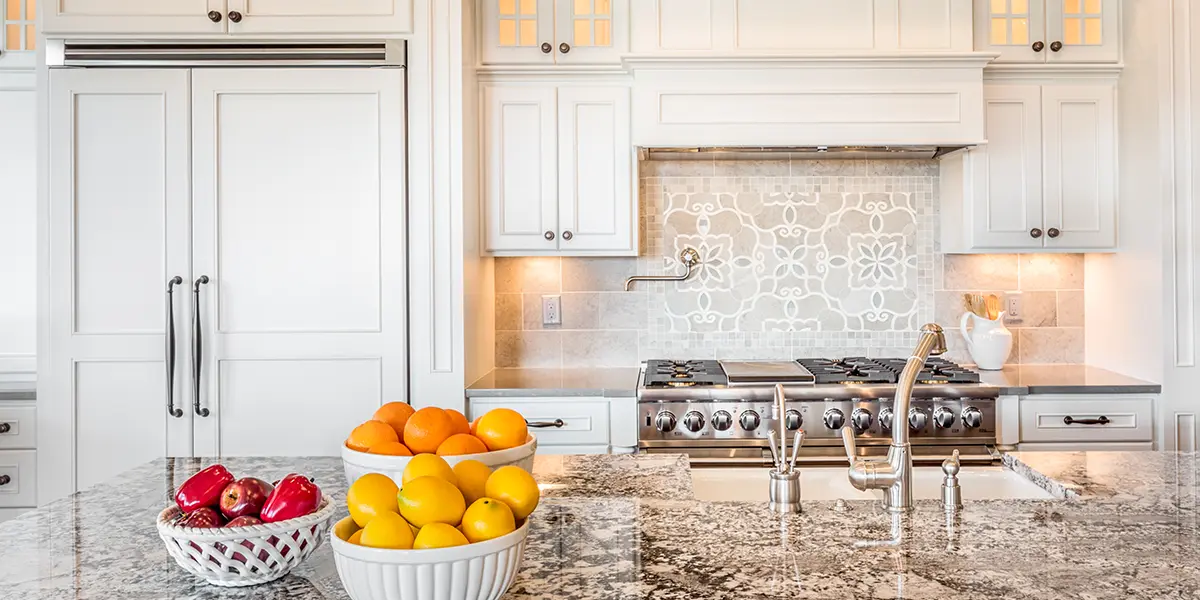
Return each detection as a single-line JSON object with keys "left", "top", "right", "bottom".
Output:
{"left": 683, "top": 411, "right": 705, "bottom": 433}
{"left": 962, "top": 406, "right": 983, "bottom": 429}
{"left": 934, "top": 407, "right": 956, "bottom": 429}
{"left": 784, "top": 410, "right": 803, "bottom": 431}
{"left": 655, "top": 411, "right": 677, "bottom": 433}
{"left": 851, "top": 408, "right": 873, "bottom": 433}
{"left": 739, "top": 410, "right": 760, "bottom": 431}
{"left": 711, "top": 410, "right": 733, "bottom": 431}
{"left": 879, "top": 408, "right": 894, "bottom": 432}
{"left": 908, "top": 408, "right": 928, "bottom": 432}
{"left": 823, "top": 409, "right": 845, "bottom": 431}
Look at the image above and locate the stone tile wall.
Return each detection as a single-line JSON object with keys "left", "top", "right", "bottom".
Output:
{"left": 494, "top": 159, "right": 1085, "bottom": 368}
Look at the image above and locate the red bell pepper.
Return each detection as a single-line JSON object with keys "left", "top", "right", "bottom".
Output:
{"left": 174, "top": 464, "right": 235, "bottom": 512}
{"left": 260, "top": 474, "right": 322, "bottom": 523}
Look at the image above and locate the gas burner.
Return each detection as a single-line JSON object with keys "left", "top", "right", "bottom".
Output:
{"left": 643, "top": 359, "right": 727, "bottom": 388}
{"left": 873, "top": 357, "right": 981, "bottom": 384}
{"left": 797, "top": 357, "right": 896, "bottom": 384}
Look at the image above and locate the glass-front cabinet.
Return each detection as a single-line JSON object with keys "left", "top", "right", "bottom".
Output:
{"left": 482, "top": 0, "right": 627, "bottom": 65}
{"left": 975, "top": 0, "right": 1118, "bottom": 63}
{"left": 1, "top": 0, "right": 36, "bottom": 69}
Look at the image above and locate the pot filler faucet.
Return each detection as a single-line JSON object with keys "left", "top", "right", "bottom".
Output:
{"left": 840, "top": 323, "right": 948, "bottom": 513}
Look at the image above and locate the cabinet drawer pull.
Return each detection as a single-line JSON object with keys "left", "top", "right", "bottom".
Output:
{"left": 1063, "top": 415, "right": 1110, "bottom": 426}
{"left": 208, "top": 10, "right": 222, "bottom": 22}
{"left": 166, "top": 276, "right": 184, "bottom": 418}
{"left": 0, "top": 423, "right": 9, "bottom": 434}
{"left": 1032, "top": 41, "right": 1045, "bottom": 52}
{"left": 192, "top": 276, "right": 210, "bottom": 417}
{"left": 526, "top": 419, "right": 565, "bottom": 429}
{"left": 541, "top": 42, "right": 552, "bottom": 54}
{"left": 0, "top": 475, "right": 10, "bottom": 486}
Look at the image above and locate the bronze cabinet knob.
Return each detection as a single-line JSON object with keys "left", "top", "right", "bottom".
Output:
{"left": 559, "top": 43, "right": 571, "bottom": 54}
{"left": 1050, "top": 41, "right": 1063, "bottom": 52}
{"left": 562, "top": 230, "right": 574, "bottom": 241}
{"left": 1030, "top": 228, "right": 1044, "bottom": 239}
{"left": 1047, "top": 228, "right": 1061, "bottom": 239}
{"left": 544, "top": 231, "right": 555, "bottom": 241}
{"left": 1032, "top": 41, "right": 1045, "bottom": 52}
{"left": 228, "top": 11, "right": 243, "bottom": 22}
{"left": 207, "top": 10, "right": 222, "bottom": 22}
{"left": 541, "top": 42, "right": 552, "bottom": 53}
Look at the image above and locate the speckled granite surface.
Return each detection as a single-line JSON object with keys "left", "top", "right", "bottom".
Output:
{"left": 1, "top": 451, "right": 1198, "bottom": 599}
{"left": 466, "top": 367, "right": 642, "bottom": 397}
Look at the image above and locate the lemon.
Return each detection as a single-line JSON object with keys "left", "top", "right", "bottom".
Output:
{"left": 452, "top": 459, "right": 493, "bottom": 505}
{"left": 398, "top": 475, "right": 466, "bottom": 528}
{"left": 413, "top": 523, "right": 469, "bottom": 549}
{"left": 347, "top": 529, "right": 363, "bottom": 545}
{"left": 402, "top": 453, "right": 458, "bottom": 486}
{"left": 347, "top": 473, "right": 400, "bottom": 527}
{"left": 359, "top": 511, "right": 415, "bottom": 549}
{"left": 460, "top": 498, "right": 516, "bottom": 543}
{"left": 485, "top": 466, "right": 540, "bottom": 520}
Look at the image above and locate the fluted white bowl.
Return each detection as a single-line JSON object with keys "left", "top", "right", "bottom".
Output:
{"left": 331, "top": 516, "right": 530, "bottom": 600}
{"left": 342, "top": 435, "right": 537, "bottom": 488}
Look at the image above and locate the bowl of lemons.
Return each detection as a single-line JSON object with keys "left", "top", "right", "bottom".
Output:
{"left": 331, "top": 453, "right": 540, "bottom": 600}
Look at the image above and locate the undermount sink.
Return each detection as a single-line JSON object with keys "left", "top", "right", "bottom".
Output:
{"left": 691, "top": 466, "right": 1054, "bottom": 503}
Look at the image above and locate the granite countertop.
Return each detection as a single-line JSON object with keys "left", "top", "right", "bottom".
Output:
{"left": 2, "top": 450, "right": 1198, "bottom": 599}
{"left": 977, "top": 364, "right": 1162, "bottom": 395}
{"left": 466, "top": 367, "right": 642, "bottom": 397}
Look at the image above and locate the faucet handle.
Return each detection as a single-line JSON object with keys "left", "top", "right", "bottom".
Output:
{"left": 840, "top": 426, "right": 857, "bottom": 465}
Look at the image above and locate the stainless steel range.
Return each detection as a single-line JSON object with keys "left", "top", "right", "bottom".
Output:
{"left": 637, "top": 357, "right": 1000, "bottom": 467}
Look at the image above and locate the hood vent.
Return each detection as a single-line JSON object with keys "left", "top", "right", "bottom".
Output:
{"left": 641, "top": 146, "right": 968, "bottom": 161}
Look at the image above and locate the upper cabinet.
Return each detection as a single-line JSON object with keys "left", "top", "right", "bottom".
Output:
{"left": 41, "top": 0, "right": 412, "bottom": 36}
{"left": 974, "top": 0, "right": 1119, "bottom": 63}
{"left": 1, "top": 0, "right": 37, "bottom": 69}
{"left": 481, "top": 0, "right": 628, "bottom": 65}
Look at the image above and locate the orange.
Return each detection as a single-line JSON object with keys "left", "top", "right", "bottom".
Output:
{"left": 368, "top": 441, "right": 413, "bottom": 456}
{"left": 346, "top": 420, "right": 399, "bottom": 452}
{"left": 398, "top": 476, "right": 466, "bottom": 528}
{"left": 460, "top": 498, "right": 516, "bottom": 543}
{"left": 470, "top": 417, "right": 481, "bottom": 436}
{"left": 485, "top": 465, "right": 540, "bottom": 520}
{"left": 347, "top": 530, "right": 363, "bottom": 545}
{"left": 446, "top": 409, "right": 471, "bottom": 435}
{"left": 373, "top": 402, "right": 416, "bottom": 439}
{"left": 474, "top": 409, "right": 528, "bottom": 452}
{"left": 403, "top": 407, "right": 456, "bottom": 454}
{"left": 436, "top": 433, "right": 488, "bottom": 456}
{"left": 452, "top": 460, "right": 493, "bottom": 505}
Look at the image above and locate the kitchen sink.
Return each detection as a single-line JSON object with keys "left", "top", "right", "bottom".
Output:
{"left": 691, "top": 466, "right": 1054, "bottom": 502}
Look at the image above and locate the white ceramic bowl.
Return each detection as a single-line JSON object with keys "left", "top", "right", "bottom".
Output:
{"left": 342, "top": 435, "right": 537, "bottom": 487}
{"left": 331, "top": 516, "right": 530, "bottom": 600}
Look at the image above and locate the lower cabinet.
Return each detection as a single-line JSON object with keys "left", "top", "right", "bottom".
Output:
{"left": 468, "top": 396, "right": 636, "bottom": 454}
{"left": 0, "top": 403, "right": 36, "bottom": 519}
{"left": 1015, "top": 394, "right": 1156, "bottom": 450}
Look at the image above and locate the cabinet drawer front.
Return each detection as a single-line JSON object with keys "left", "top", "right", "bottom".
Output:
{"left": 0, "top": 405, "right": 35, "bottom": 450}
{"left": 469, "top": 399, "right": 610, "bottom": 446}
{"left": 1019, "top": 397, "right": 1153, "bottom": 443}
{"left": 0, "top": 450, "right": 36, "bottom": 507}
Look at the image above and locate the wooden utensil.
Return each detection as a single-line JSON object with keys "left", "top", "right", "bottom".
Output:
{"left": 985, "top": 294, "right": 1002, "bottom": 320}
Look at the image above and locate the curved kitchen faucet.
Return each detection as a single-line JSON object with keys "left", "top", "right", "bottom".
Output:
{"left": 840, "top": 323, "right": 948, "bottom": 513}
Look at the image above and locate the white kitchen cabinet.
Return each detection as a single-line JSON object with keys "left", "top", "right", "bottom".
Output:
{"left": 42, "top": 67, "right": 407, "bottom": 502}
{"left": 1016, "top": 394, "right": 1155, "bottom": 450}
{"left": 974, "top": 0, "right": 1120, "bottom": 63}
{"left": 41, "top": 0, "right": 411, "bottom": 35}
{"left": 483, "top": 83, "right": 635, "bottom": 255}
{"left": 0, "top": 0, "right": 37, "bottom": 70}
{"left": 942, "top": 82, "right": 1116, "bottom": 253}
{"left": 468, "top": 395, "right": 634, "bottom": 454}
{"left": 481, "top": 0, "right": 627, "bottom": 66}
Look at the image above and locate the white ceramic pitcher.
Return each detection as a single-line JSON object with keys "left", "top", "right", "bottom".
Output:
{"left": 959, "top": 311, "right": 1013, "bottom": 371}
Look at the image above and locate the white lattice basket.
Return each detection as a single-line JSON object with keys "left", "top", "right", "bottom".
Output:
{"left": 156, "top": 498, "right": 337, "bottom": 587}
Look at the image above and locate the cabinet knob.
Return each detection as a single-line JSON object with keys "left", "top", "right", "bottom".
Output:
{"left": 0, "top": 423, "right": 9, "bottom": 434}
{"left": 544, "top": 231, "right": 555, "bottom": 241}
{"left": 1032, "top": 41, "right": 1045, "bottom": 52}
{"left": 1047, "top": 227, "right": 1061, "bottom": 239}
{"left": 1050, "top": 41, "right": 1063, "bottom": 52}
{"left": 0, "top": 475, "right": 9, "bottom": 486}
{"left": 559, "top": 43, "right": 571, "bottom": 54}
{"left": 1030, "top": 228, "right": 1043, "bottom": 239}
{"left": 207, "top": 10, "right": 223, "bottom": 22}
{"left": 562, "top": 230, "right": 574, "bottom": 241}
{"left": 228, "top": 10, "right": 243, "bottom": 23}
{"left": 541, "top": 42, "right": 553, "bottom": 54}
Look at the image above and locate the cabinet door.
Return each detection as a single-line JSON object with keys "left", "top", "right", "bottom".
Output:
{"left": 44, "top": 69, "right": 193, "bottom": 501}
{"left": 1042, "top": 84, "right": 1116, "bottom": 249}
{"left": 557, "top": 87, "right": 634, "bottom": 253}
{"left": 41, "top": 0, "right": 226, "bottom": 35}
{"left": 974, "top": 0, "right": 1046, "bottom": 62}
{"left": 481, "top": 0, "right": 555, "bottom": 65}
{"left": 483, "top": 84, "right": 559, "bottom": 253}
{"left": 1045, "top": 0, "right": 1119, "bottom": 62}
{"left": 224, "top": 0, "right": 411, "bottom": 34}
{"left": 554, "top": 0, "right": 627, "bottom": 64}
{"left": 970, "top": 85, "right": 1045, "bottom": 249}
{"left": 190, "top": 69, "right": 407, "bottom": 457}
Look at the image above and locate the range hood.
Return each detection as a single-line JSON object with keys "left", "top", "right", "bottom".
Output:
{"left": 640, "top": 145, "right": 969, "bottom": 161}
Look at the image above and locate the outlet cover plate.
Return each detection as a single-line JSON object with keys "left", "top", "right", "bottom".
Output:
{"left": 542, "top": 295, "right": 562, "bottom": 326}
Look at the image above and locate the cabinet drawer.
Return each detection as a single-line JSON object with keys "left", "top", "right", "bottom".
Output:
{"left": 469, "top": 398, "right": 610, "bottom": 446}
{"left": 1019, "top": 397, "right": 1154, "bottom": 443}
{"left": 0, "top": 450, "right": 36, "bottom": 507}
{"left": 0, "top": 405, "right": 35, "bottom": 449}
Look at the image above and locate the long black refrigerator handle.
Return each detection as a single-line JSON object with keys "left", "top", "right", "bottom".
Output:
{"left": 192, "top": 276, "right": 210, "bottom": 417}
{"left": 166, "top": 276, "right": 184, "bottom": 418}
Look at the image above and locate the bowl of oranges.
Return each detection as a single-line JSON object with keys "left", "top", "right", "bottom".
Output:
{"left": 331, "top": 453, "right": 539, "bottom": 600}
{"left": 342, "top": 404, "right": 536, "bottom": 488}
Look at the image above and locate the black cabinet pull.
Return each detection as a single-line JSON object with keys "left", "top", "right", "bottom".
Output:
{"left": 166, "top": 276, "right": 184, "bottom": 418}
{"left": 207, "top": 10, "right": 222, "bottom": 22}
{"left": 0, "top": 423, "right": 10, "bottom": 434}
{"left": 1047, "top": 227, "right": 1061, "bottom": 239}
{"left": 1032, "top": 41, "right": 1045, "bottom": 52}
{"left": 192, "top": 276, "right": 210, "bottom": 417}
{"left": 1050, "top": 41, "right": 1063, "bottom": 52}
{"left": 1064, "top": 415, "right": 1110, "bottom": 426}
{"left": 1030, "top": 228, "right": 1043, "bottom": 239}
{"left": 228, "top": 11, "right": 243, "bottom": 23}
{"left": 526, "top": 419, "right": 565, "bottom": 428}
{"left": 0, "top": 475, "right": 9, "bottom": 486}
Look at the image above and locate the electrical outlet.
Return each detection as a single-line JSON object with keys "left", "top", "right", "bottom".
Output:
{"left": 542, "top": 295, "right": 562, "bottom": 326}
{"left": 1006, "top": 293, "right": 1022, "bottom": 323}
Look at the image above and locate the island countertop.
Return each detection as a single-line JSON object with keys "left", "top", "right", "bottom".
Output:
{"left": 1, "top": 451, "right": 1197, "bottom": 600}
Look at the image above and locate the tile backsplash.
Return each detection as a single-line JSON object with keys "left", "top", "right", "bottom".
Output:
{"left": 494, "top": 159, "right": 1084, "bottom": 368}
